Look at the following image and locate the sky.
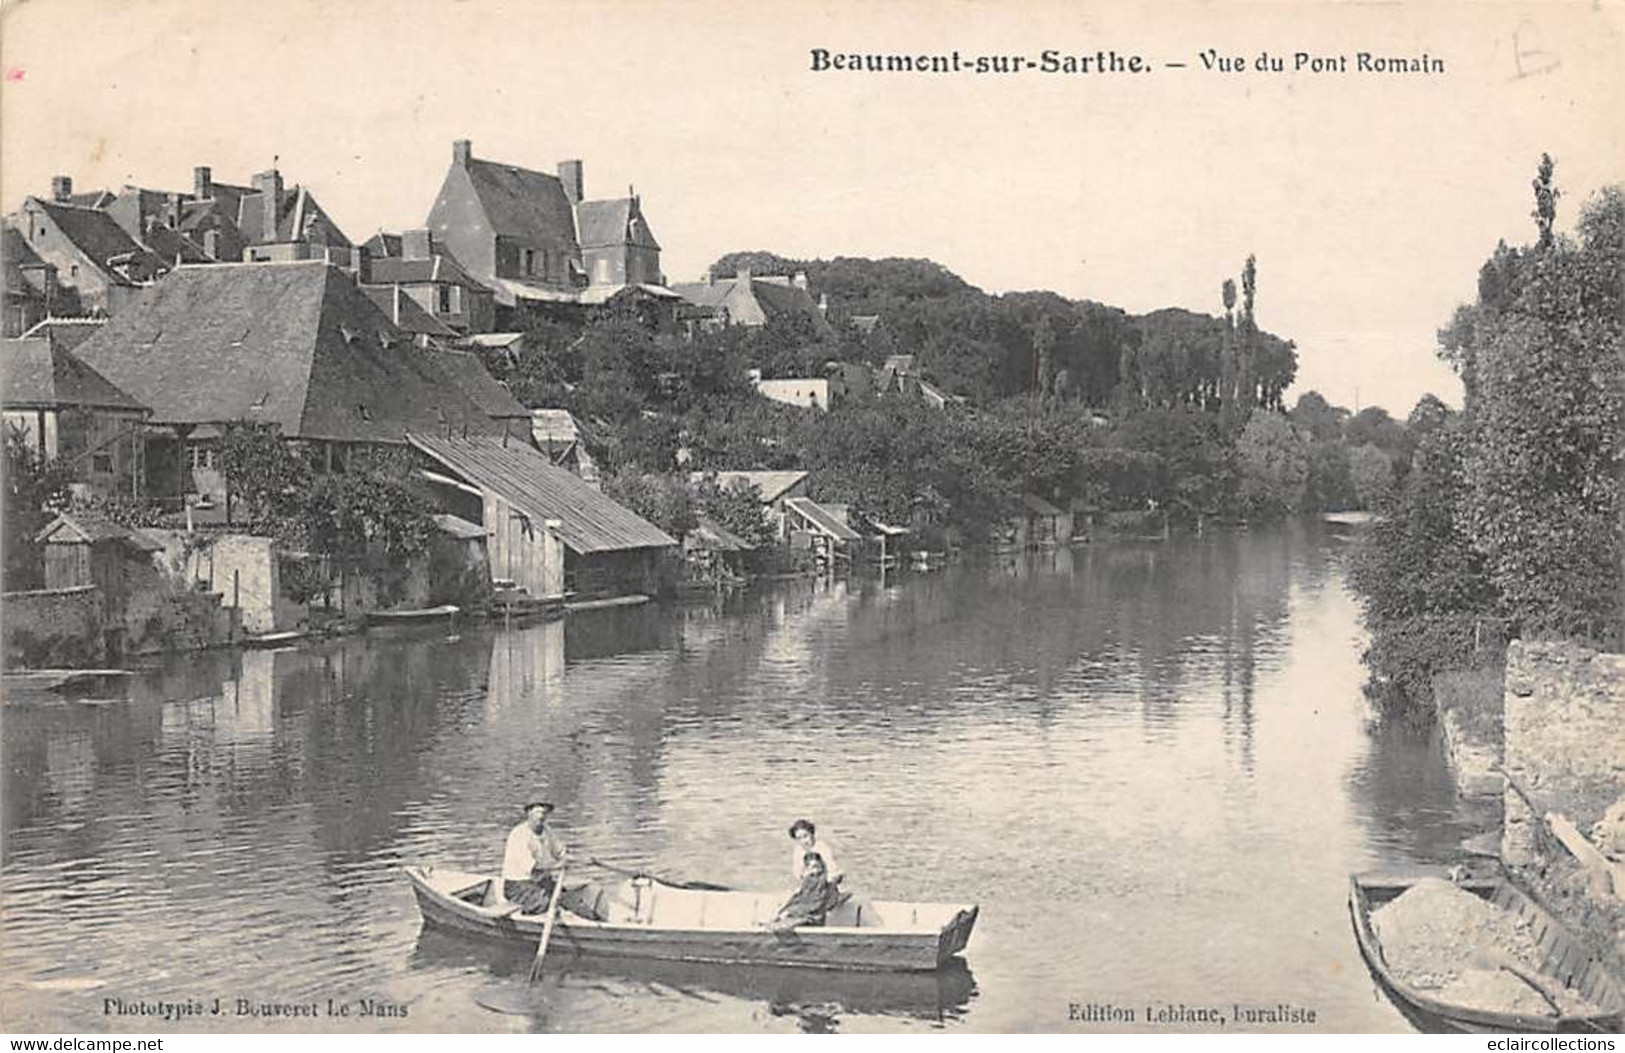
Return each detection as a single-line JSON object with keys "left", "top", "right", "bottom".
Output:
{"left": 2, "top": 0, "right": 1621, "bottom": 417}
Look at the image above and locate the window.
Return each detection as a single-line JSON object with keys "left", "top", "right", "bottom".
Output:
{"left": 438, "top": 285, "right": 452, "bottom": 313}
{"left": 92, "top": 452, "right": 114, "bottom": 474}
{"left": 449, "top": 285, "right": 462, "bottom": 312}
{"left": 187, "top": 445, "right": 215, "bottom": 470}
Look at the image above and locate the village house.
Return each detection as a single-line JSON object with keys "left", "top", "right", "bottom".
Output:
{"left": 425, "top": 139, "right": 673, "bottom": 320}
{"left": 2, "top": 336, "right": 150, "bottom": 499}
{"left": 362, "top": 229, "right": 497, "bottom": 334}
{"left": 408, "top": 432, "right": 676, "bottom": 602}
{"left": 65, "top": 260, "right": 511, "bottom": 510}
{"left": 753, "top": 374, "right": 831, "bottom": 411}
{"left": 670, "top": 268, "right": 833, "bottom": 337}
{"left": 878, "top": 354, "right": 954, "bottom": 409}
{"left": 11, "top": 190, "right": 168, "bottom": 316}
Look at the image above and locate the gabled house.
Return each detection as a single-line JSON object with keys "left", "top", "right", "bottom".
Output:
{"left": 67, "top": 260, "right": 507, "bottom": 509}
{"left": 1, "top": 336, "right": 150, "bottom": 497}
{"left": 425, "top": 139, "right": 666, "bottom": 315}
{"left": 12, "top": 197, "right": 168, "bottom": 316}
{"left": 362, "top": 228, "right": 496, "bottom": 333}
{"left": 670, "top": 269, "right": 832, "bottom": 337}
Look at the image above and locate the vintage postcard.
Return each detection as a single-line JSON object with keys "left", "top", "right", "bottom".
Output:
{"left": 1, "top": 0, "right": 1621, "bottom": 1039}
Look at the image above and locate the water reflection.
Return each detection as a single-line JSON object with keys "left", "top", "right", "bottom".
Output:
{"left": 3, "top": 528, "right": 1468, "bottom": 1032}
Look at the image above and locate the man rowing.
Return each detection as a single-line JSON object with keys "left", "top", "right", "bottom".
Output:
{"left": 501, "top": 801, "right": 607, "bottom": 919}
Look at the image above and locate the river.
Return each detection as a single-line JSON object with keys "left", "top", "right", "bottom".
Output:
{"left": 0, "top": 525, "right": 1495, "bottom": 1033}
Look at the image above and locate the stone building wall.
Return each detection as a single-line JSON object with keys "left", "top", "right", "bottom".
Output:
{"left": 2, "top": 586, "right": 105, "bottom": 667}
{"left": 1501, "top": 639, "right": 1625, "bottom": 865}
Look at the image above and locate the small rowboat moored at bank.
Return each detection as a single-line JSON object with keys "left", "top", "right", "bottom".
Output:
{"left": 1349, "top": 869, "right": 1623, "bottom": 1033}
{"left": 404, "top": 865, "right": 978, "bottom": 972}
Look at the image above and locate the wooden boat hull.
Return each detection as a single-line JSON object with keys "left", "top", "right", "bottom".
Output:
{"left": 368, "top": 604, "right": 460, "bottom": 625}
{"left": 405, "top": 866, "right": 977, "bottom": 973}
{"left": 1349, "top": 868, "right": 1623, "bottom": 1034}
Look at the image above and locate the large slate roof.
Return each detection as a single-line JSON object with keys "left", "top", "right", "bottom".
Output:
{"left": 69, "top": 261, "right": 501, "bottom": 443}
{"left": 575, "top": 198, "right": 660, "bottom": 250}
{"left": 1, "top": 336, "right": 147, "bottom": 411}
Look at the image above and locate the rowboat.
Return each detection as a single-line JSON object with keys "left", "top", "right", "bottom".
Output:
{"left": 404, "top": 865, "right": 978, "bottom": 972}
{"left": 1349, "top": 869, "right": 1623, "bottom": 1033}
{"left": 367, "top": 604, "right": 460, "bottom": 625}
{"left": 410, "top": 926, "right": 977, "bottom": 1023}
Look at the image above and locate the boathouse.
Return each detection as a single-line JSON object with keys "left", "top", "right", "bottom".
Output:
{"left": 408, "top": 432, "right": 677, "bottom": 602}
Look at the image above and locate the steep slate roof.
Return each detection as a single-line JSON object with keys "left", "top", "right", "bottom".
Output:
{"left": 236, "top": 186, "right": 352, "bottom": 246}
{"left": 712, "top": 470, "right": 808, "bottom": 504}
{"left": 70, "top": 261, "right": 501, "bottom": 442}
{"left": 419, "top": 346, "right": 529, "bottom": 418}
{"left": 785, "top": 496, "right": 862, "bottom": 542}
{"left": 1, "top": 337, "right": 147, "bottom": 411}
{"left": 753, "top": 278, "right": 831, "bottom": 334}
{"left": 463, "top": 159, "right": 579, "bottom": 246}
{"left": 2, "top": 222, "right": 47, "bottom": 271}
{"left": 363, "top": 232, "right": 402, "bottom": 258}
{"left": 31, "top": 200, "right": 162, "bottom": 283}
{"left": 575, "top": 198, "right": 660, "bottom": 250}
{"left": 408, "top": 432, "right": 676, "bottom": 555}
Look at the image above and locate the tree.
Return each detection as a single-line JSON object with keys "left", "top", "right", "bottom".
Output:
{"left": 1235, "top": 410, "right": 1308, "bottom": 519}
{"left": 602, "top": 468, "right": 697, "bottom": 540}
{"left": 1347, "top": 444, "right": 1395, "bottom": 510}
{"left": 1291, "top": 390, "right": 1349, "bottom": 442}
{"left": 3, "top": 429, "right": 74, "bottom": 590}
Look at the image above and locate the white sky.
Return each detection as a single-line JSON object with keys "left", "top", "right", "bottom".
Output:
{"left": 3, "top": 0, "right": 1621, "bottom": 416}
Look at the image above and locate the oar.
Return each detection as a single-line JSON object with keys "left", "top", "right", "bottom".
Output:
{"left": 527, "top": 868, "right": 567, "bottom": 984}
{"left": 587, "top": 855, "right": 732, "bottom": 892}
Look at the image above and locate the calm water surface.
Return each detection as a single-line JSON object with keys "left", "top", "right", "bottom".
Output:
{"left": 1, "top": 527, "right": 1493, "bottom": 1033}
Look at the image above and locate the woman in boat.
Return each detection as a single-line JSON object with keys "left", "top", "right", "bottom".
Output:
{"left": 769, "top": 852, "right": 848, "bottom": 931}
{"left": 787, "top": 818, "right": 843, "bottom": 885}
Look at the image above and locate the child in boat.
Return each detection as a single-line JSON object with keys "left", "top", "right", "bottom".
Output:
{"left": 768, "top": 852, "right": 848, "bottom": 931}
{"left": 787, "top": 818, "right": 843, "bottom": 884}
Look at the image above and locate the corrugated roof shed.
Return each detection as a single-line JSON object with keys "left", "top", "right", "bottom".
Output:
{"left": 2, "top": 337, "right": 147, "bottom": 411}
{"left": 408, "top": 432, "right": 676, "bottom": 555}
{"left": 785, "top": 497, "right": 862, "bottom": 542}
{"left": 70, "top": 261, "right": 500, "bottom": 442}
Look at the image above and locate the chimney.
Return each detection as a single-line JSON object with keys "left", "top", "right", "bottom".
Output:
{"left": 453, "top": 139, "right": 473, "bottom": 166}
{"left": 792, "top": 271, "right": 808, "bottom": 291}
{"left": 354, "top": 246, "right": 371, "bottom": 284}
{"left": 402, "top": 228, "right": 432, "bottom": 261}
{"left": 557, "top": 160, "right": 583, "bottom": 204}
{"left": 392, "top": 285, "right": 403, "bottom": 325}
{"left": 194, "top": 166, "right": 213, "bottom": 199}
{"left": 51, "top": 175, "right": 72, "bottom": 203}
{"left": 253, "top": 170, "right": 283, "bottom": 242}
{"left": 166, "top": 192, "right": 183, "bottom": 228}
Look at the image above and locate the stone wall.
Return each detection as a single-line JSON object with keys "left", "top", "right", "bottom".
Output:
{"left": 1501, "top": 639, "right": 1625, "bottom": 865}
{"left": 2, "top": 586, "right": 105, "bottom": 667}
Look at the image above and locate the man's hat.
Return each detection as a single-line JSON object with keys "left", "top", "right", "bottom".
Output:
{"left": 524, "top": 801, "right": 555, "bottom": 815}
